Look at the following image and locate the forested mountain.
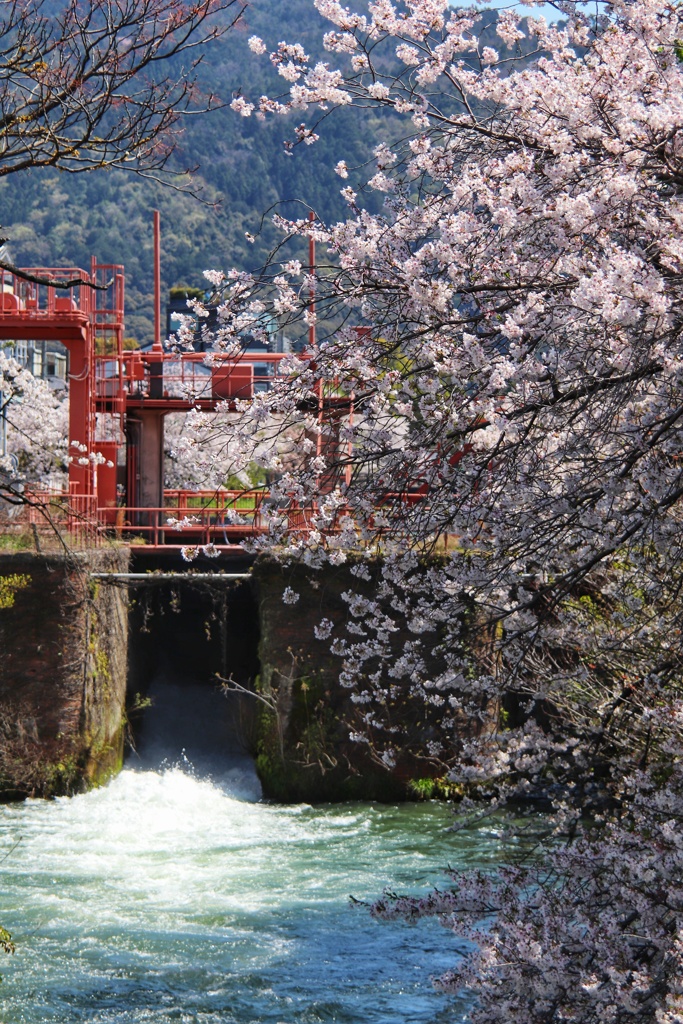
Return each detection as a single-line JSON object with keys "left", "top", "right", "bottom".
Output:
{"left": 0, "top": 0, "right": 539, "bottom": 341}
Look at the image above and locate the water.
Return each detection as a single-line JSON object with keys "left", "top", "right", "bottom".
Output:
{"left": 0, "top": 682, "right": 511, "bottom": 1024}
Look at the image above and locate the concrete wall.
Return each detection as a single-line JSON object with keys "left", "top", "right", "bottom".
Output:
{"left": 251, "top": 554, "right": 493, "bottom": 802}
{"left": 0, "top": 548, "right": 130, "bottom": 798}
{"left": 0, "top": 546, "right": 492, "bottom": 804}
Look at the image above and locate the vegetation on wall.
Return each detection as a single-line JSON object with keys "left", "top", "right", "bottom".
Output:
{"left": 0, "top": 574, "right": 29, "bottom": 610}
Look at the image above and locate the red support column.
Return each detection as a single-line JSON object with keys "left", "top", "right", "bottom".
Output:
{"left": 126, "top": 410, "right": 166, "bottom": 528}
{"left": 65, "top": 335, "right": 95, "bottom": 497}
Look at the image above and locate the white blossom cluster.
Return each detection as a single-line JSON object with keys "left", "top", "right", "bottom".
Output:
{"left": 0, "top": 350, "right": 68, "bottom": 484}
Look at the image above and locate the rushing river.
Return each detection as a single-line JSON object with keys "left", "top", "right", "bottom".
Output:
{"left": 0, "top": 681, "right": 511, "bottom": 1024}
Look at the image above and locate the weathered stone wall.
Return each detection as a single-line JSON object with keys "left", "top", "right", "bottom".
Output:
{"left": 0, "top": 548, "right": 130, "bottom": 798}
{"left": 251, "top": 554, "right": 492, "bottom": 802}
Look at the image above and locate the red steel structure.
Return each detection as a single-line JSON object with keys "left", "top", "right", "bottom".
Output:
{"left": 0, "top": 259, "right": 294, "bottom": 550}
{"left": 0, "top": 259, "right": 124, "bottom": 498}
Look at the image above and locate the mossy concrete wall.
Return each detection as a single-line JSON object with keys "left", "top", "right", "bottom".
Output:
{"left": 0, "top": 545, "right": 490, "bottom": 805}
{"left": 0, "top": 548, "right": 130, "bottom": 798}
{"left": 250, "top": 555, "right": 492, "bottom": 802}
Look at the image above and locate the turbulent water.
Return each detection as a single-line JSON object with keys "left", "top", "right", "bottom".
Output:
{"left": 0, "top": 680, "right": 510, "bottom": 1024}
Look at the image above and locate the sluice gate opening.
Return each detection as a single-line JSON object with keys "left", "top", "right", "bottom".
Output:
{"left": 124, "top": 559, "right": 261, "bottom": 784}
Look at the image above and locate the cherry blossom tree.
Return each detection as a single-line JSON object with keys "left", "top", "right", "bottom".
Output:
{"left": 0, "top": 351, "right": 68, "bottom": 484}
{"left": 177, "top": 0, "right": 683, "bottom": 1017}
{"left": 164, "top": 405, "right": 308, "bottom": 490}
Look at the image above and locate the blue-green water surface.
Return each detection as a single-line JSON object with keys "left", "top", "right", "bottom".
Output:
{"left": 0, "top": 707, "right": 509, "bottom": 1024}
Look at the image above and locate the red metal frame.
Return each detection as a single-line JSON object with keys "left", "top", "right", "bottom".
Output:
{"left": 96, "top": 350, "right": 287, "bottom": 411}
{"left": 0, "top": 262, "right": 124, "bottom": 499}
{"left": 0, "top": 259, "right": 295, "bottom": 547}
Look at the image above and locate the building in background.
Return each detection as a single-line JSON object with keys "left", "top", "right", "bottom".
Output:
{"left": 8, "top": 339, "right": 68, "bottom": 389}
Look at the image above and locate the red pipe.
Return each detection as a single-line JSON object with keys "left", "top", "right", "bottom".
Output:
{"left": 153, "top": 210, "right": 162, "bottom": 350}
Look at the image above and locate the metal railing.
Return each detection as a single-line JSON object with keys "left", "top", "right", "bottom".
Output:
{"left": 20, "top": 486, "right": 441, "bottom": 552}
{"left": 95, "top": 351, "right": 287, "bottom": 405}
{"left": 21, "top": 487, "right": 313, "bottom": 549}
{"left": 0, "top": 267, "right": 91, "bottom": 318}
